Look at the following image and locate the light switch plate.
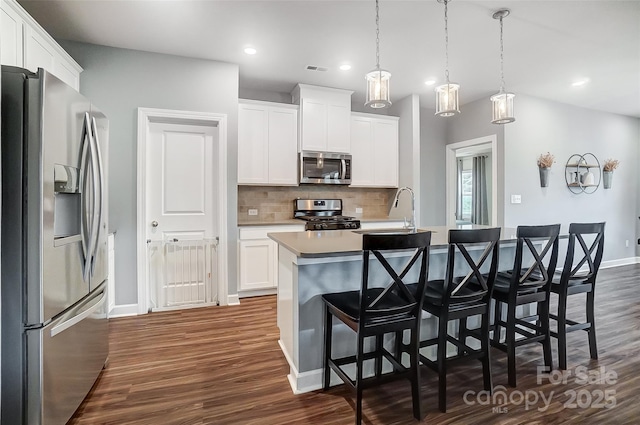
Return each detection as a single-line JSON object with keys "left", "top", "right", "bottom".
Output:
{"left": 510, "top": 195, "right": 522, "bottom": 204}
{"left": 355, "top": 207, "right": 363, "bottom": 214}
{"left": 248, "top": 209, "right": 258, "bottom": 216}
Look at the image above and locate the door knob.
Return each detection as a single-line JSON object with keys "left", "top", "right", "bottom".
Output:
{"left": 151, "top": 220, "right": 159, "bottom": 228}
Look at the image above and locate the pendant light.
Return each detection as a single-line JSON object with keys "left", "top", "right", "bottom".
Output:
{"left": 490, "top": 9, "right": 515, "bottom": 124}
{"left": 435, "top": 0, "right": 460, "bottom": 117}
{"left": 365, "top": 0, "right": 391, "bottom": 108}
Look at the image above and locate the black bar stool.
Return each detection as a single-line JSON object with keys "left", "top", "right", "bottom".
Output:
{"left": 409, "top": 227, "right": 501, "bottom": 413}
{"left": 490, "top": 224, "right": 560, "bottom": 387}
{"left": 550, "top": 222, "right": 605, "bottom": 370}
{"left": 322, "top": 231, "right": 431, "bottom": 425}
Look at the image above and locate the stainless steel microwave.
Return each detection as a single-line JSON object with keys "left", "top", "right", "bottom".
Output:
{"left": 299, "top": 151, "right": 351, "bottom": 185}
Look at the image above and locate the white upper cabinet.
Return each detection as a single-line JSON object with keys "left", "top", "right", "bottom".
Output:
{"left": 0, "top": 0, "right": 82, "bottom": 90}
{"left": 292, "top": 84, "right": 353, "bottom": 153}
{"left": 350, "top": 113, "right": 399, "bottom": 188}
{"left": 238, "top": 100, "right": 298, "bottom": 186}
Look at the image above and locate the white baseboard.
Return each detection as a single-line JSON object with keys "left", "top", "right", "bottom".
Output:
{"left": 226, "top": 293, "right": 240, "bottom": 306}
{"left": 238, "top": 288, "right": 277, "bottom": 298}
{"left": 108, "top": 303, "right": 139, "bottom": 318}
{"left": 278, "top": 339, "right": 324, "bottom": 394}
{"left": 600, "top": 257, "right": 640, "bottom": 269}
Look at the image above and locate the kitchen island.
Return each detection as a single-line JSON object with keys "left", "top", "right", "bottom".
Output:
{"left": 269, "top": 226, "right": 518, "bottom": 394}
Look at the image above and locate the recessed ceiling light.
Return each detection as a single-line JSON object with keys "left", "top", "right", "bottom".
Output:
{"left": 244, "top": 47, "right": 257, "bottom": 55}
{"left": 339, "top": 64, "right": 352, "bottom": 71}
{"left": 572, "top": 78, "right": 590, "bottom": 87}
{"left": 424, "top": 79, "right": 436, "bottom": 86}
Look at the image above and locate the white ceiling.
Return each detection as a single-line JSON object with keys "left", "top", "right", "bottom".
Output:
{"left": 18, "top": 0, "right": 640, "bottom": 118}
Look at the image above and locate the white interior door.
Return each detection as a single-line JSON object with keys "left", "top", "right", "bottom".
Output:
{"left": 146, "top": 121, "right": 218, "bottom": 309}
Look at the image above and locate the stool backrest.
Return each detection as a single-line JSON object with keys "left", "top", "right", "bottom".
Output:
{"left": 360, "top": 232, "right": 432, "bottom": 323}
{"left": 559, "top": 222, "right": 605, "bottom": 286}
{"left": 511, "top": 224, "right": 561, "bottom": 290}
{"left": 443, "top": 228, "right": 501, "bottom": 304}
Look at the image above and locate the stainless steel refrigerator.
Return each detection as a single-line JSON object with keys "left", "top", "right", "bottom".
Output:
{"left": 1, "top": 66, "right": 109, "bottom": 425}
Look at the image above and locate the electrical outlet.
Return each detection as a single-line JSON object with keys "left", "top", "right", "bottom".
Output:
{"left": 248, "top": 209, "right": 258, "bottom": 216}
{"left": 510, "top": 195, "right": 522, "bottom": 204}
{"left": 625, "top": 240, "right": 629, "bottom": 247}
{"left": 355, "top": 207, "right": 363, "bottom": 214}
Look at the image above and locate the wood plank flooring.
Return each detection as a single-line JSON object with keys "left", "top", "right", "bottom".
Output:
{"left": 69, "top": 264, "right": 640, "bottom": 424}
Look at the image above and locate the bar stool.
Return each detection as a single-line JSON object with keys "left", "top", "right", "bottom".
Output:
{"left": 490, "top": 224, "right": 560, "bottom": 387}
{"left": 322, "top": 231, "right": 431, "bottom": 425}
{"left": 550, "top": 222, "right": 605, "bottom": 370}
{"left": 410, "top": 227, "right": 501, "bottom": 413}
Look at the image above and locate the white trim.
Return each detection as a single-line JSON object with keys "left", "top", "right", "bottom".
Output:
{"left": 227, "top": 294, "right": 240, "bottom": 306}
{"left": 108, "top": 304, "right": 139, "bottom": 318}
{"left": 278, "top": 340, "right": 324, "bottom": 394}
{"left": 136, "top": 108, "right": 229, "bottom": 314}
{"left": 600, "top": 257, "right": 640, "bottom": 269}
{"left": 238, "top": 288, "right": 276, "bottom": 298}
{"left": 445, "top": 135, "right": 499, "bottom": 227}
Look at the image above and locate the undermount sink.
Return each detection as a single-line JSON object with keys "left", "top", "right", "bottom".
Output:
{"left": 353, "top": 228, "right": 433, "bottom": 235}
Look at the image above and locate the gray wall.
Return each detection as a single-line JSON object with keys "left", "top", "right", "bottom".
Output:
{"left": 503, "top": 94, "right": 639, "bottom": 261}
{"left": 419, "top": 107, "right": 447, "bottom": 225}
{"left": 61, "top": 41, "right": 239, "bottom": 305}
{"left": 447, "top": 98, "right": 506, "bottom": 226}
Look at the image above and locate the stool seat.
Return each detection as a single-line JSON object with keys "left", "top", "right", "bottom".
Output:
{"left": 323, "top": 287, "right": 417, "bottom": 325}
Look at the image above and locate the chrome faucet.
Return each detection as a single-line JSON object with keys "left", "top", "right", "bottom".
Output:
{"left": 392, "top": 187, "right": 416, "bottom": 232}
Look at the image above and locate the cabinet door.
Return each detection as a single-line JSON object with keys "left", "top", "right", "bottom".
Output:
{"left": 23, "top": 25, "right": 55, "bottom": 74}
{"left": 239, "top": 239, "right": 276, "bottom": 291}
{"left": 350, "top": 116, "right": 375, "bottom": 186}
{"left": 327, "top": 103, "right": 351, "bottom": 153}
{"left": 238, "top": 104, "right": 269, "bottom": 184}
{"left": 300, "top": 98, "right": 327, "bottom": 151}
{"left": 373, "top": 119, "right": 399, "bottom": 187}
{"left": 268, "top": 107, "right": 298, "bottom": 185}
{"left": 1, "top": 1, "right": 24, "bottom": 67}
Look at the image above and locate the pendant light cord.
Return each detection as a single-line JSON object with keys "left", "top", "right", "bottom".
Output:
{"left": 375, "top": 0, "right": 380, "bottom": 70}
{"left": 444, "top": 0, "right": 450, "bottom": 84}
{"left": 499, "top": 14, "right": 505, "bottom": 93}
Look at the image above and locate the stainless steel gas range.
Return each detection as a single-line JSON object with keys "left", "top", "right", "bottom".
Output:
{"left": 293, "top": 199, "right": 361, "bottom": 231}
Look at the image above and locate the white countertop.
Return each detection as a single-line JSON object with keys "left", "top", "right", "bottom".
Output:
{"left": 268, "top": 225, "right": 518, "bottom": 258}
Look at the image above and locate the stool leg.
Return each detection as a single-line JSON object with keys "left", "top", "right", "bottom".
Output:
{"left": 539, "top": 298, "right": 553, "bottom": 372}
{"left": 438, "top": 315, "right": 448, "bottom": 413}
{"left": 458, "top": 318, "right": 468, "bottom": 356}
{"left": 375, "top": 335, "right": 383, "bottom": 377}
{"left": 323, "top": 307, "right": 332, "bottom": 390}
{"left": 481, "top": 310, "right": 493, "bottom": 392}
{"left": 557, "top": 292, "right": 568, "bottom": 370}
{"left": 586, "top": 290, "right": 598, "bottom": 360}
{"left": 506, "top": 301, "right": 517, "bottom": 387}
{"left": 493, "top": 299, "right": 502, "bottom": 345}
{"left": 410, "top": 325, "right": 422, "bottom": 421}
{"left": 356, "top": 332, "right": 365, "bottom": 425}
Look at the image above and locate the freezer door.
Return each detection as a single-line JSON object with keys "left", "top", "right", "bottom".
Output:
{"left": 31, "top": 69, "right": 92, "bottom": 324}
{"left": 27, "top": 283, "right": 109, "bottom": 425}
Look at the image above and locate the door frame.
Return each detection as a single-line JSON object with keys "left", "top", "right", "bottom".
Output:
{"left": 136, "top": 107, "right": 229, "bottom": 314}
{"left": 445, "top": 134, "right": 499, "bottom": 227}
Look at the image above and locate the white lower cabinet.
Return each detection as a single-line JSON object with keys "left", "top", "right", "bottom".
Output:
{"left": 238, "top": 224, "right": 304, "bottom": 295}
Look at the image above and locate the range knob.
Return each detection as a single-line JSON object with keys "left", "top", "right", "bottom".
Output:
{"left": 321, "top": 223, "right": 328, "bottom": 229}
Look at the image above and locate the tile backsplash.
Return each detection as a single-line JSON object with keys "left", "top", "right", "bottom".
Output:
{"left": 238, "top": 186, "right": 397, "bottom": 223}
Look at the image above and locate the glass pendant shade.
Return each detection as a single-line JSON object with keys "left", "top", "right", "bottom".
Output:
{"left": 435, "top": 83, "right": 460, "bottom": 117}
{"left": 490, "top": 91, "right": 515, "bottom": 124}
{"left": 365, "top": 68, "right": 392, "bottom": 108}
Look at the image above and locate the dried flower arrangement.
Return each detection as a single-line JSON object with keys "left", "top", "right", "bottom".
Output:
{"left": 537, "top": 152, "right": 555, "bottom": 168}
{"left": 603, "top": 158, "right": 620, "bottom": 172}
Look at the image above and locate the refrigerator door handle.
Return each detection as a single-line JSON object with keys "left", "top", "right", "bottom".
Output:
{"left": 50, "top": 289, "right": 107, "bottom": 338}
{"left": 89, "top": 117, "right": 105, "bottom": 274}
{"left": 79, "top": 113, "right": 93, "bottom": 283}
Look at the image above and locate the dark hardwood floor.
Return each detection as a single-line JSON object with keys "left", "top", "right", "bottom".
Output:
{"left": 69, "top": 264, "right": 640, "bottom": 425}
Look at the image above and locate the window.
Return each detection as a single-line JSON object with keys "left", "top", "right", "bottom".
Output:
{"left": 460, "top": 170, "right": 472, "bottom": 221}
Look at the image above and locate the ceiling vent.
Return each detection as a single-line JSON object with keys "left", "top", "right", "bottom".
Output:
{"left": 306, "top": 65, "right": 328, "bottom": 72}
